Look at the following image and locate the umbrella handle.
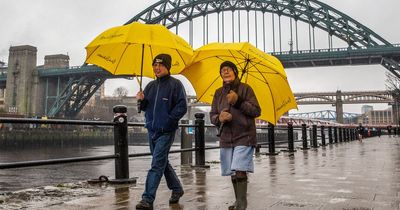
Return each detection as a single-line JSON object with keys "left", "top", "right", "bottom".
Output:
{"left": 216, "top": 122, "right": 224, "bottom": 137}
{"left": 137, "top": 99, "right": 142, "bottom": 113}
{"left": 135, "top": 76, "right": 142, "bottom": 113}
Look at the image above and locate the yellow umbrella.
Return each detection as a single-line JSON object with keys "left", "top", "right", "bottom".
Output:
{"left": 181, "top": 42, "right": 297, "bottom": 124}
{"left": 85, "top": 22, "right": 193, "bottom": 88}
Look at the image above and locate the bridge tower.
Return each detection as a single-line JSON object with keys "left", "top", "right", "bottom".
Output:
{"left": 335, "top": 90, "right": 344, "bottom": 123}
{"left": 5, "top": 45, "right": 37, "bottom": 116}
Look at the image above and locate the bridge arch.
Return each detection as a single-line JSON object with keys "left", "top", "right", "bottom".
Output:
{"left": 127, "top": 0, "right": 391, "bottom": 49}
{"left": 296, "top": 95, "right": 335, "bottom": 104}
{"left": 345, "top": 94, "right": 392, "bottom": 102}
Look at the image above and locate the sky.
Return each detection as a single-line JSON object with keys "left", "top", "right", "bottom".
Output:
{"left": 1, "top": 0, "right": 399, "bottom": 114}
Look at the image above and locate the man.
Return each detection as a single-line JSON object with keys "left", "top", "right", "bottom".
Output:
{"left": 210, "top": 61, "right": 261, "bottom": 210}
{"left": 135, "top": 54, "right": 187, "bottom": 210}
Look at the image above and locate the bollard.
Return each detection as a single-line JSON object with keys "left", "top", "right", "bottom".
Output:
{"left": 193, "top": 113, "right": 209, "bottom": 168}
{"left": 287, "top": 122, "right": 296, "bottom": 152}
{"left": 266, "top": 123, "right": 279, "bottom": 155}
{"left": 312, "top": 125, "right": 318, "bottom": 148}
{"left": 328, "top": 126, "right": 333, "bottom": 144}
{"left": 255, "top": 144, "right": 261, "bottom": 154}
{"left": 301, "top": 124, "right": 309, "bottom": 150}
{"left": 333, "top": 127, "right": 338, "bottom": 143}
{"left": 109, "top": 105, "right": 136, "bottom": 184}
{"left": 338, "top": 127, "right": 343, "bottom": 142}
{"left": 347, "top": 128, "right": 351, "bottom": 141}
{"left": 321, "top": 126, "right": 326, "bottom": 146}
{"left": 180, "top": 119, "right": 192, "bottom": 165}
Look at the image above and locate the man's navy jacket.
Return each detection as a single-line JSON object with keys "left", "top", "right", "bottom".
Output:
{"left": 140, "top": 75, "right": 187, "bottom": 137}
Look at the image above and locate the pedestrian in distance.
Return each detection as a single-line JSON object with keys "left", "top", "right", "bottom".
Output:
{"left": 135, "top": 54, "right": 187, "bottom": 210}
{"left": 378, "top": 128, "right": 382, "bottom": 138}
{"left": 210, "top": 61, "right": 261, "bottom": 210}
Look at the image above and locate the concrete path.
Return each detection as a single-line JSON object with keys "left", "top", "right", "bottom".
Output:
{"left": 1, "top": 136, "right": 399, "bottom": 210}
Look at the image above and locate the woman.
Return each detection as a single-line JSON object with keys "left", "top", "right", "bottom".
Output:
{"left": 210, "top": 61, "right": 261, "bottom": 210}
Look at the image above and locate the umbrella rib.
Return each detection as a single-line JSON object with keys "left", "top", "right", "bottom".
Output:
{"left": 114, "top": 43, "right": 131, "bottom": 75}
{"left": 247, "top": 59, "right": 283, "bottom": 75}
{"left": 197, "top": 75, "right": 221, "bottom": 102}
{"left": 85, "top": 45, "right": 101, "bottom": 63}
{"left": 175, "top": 48, "right": 186, "bottom": 66}
{"left": 228, "top": 50, "right": 247, "bottom": 73}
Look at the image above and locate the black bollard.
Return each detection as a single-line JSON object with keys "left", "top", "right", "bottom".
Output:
{"left": 334, "top": 127, "right": 338, "bottom": 143}
{"left": 301, "top": 124, "right": 309, "bottom": 150}
{"left": 321, "top": 126, "right": 326, "bottom": 146}
{"left": 266, "top": 123, "right": 279, "bottom": 155}
{"left": 347, "top": 128, "right": 351, "bottom": 141}
{"left": 328, "top": 126, "right": 333, "bottom": 144}
{"left": 193, "top": 113, "right": 209, "bottom": 168}
{"left": 109, "top": 105, "right": 136, "bottom": 184}
{"left": 287, "top": 122, "right": 296, "bottom": 152}
{"left": 338, "top": 127, "right": 343, "bottom": 143}
{"left": 312, "top": 125, "right": 318, "bottom": 148}
{"left": 255, "top": 144, "right": 261, "bottom": 154}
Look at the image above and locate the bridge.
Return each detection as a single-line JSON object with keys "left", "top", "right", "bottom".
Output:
{"left": 288, "top": 110, "right": 360, "bottom": 123}
{"left": 0, "top": 0, "right": 399, "bottom": 124}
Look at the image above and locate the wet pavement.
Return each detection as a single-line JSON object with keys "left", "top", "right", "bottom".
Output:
{"left": 1, "top": 136, "right": 399, "bottom": 209}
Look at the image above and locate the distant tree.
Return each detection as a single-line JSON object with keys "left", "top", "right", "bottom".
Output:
{"left": 386, "top": 72, "right": 400, "bottom": 101}
{"left": 113, "top": 86, "right": 128, "bottom": 97}
{"left": 386, "top": 72, "right": 400, "bottom": 125}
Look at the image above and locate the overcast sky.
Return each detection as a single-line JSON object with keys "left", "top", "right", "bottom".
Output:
{"left": 1, "top": 0, "right": 399, "bottom": 114}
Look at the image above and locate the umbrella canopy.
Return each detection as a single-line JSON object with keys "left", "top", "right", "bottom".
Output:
{"left": 85, "top": 22, "right": 193, "bottom": 86}
{"left": 181, "top": 42, "right": 297, "bottom": 124}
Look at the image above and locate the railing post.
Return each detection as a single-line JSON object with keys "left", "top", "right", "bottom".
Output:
{"left": 266, "top": 123, "right": 279, "bottom": 155}
{"left": 321, "top": 125, "right": 326, "bottom": 146}
{"left": 180, "top": 119, "right": 192, "bottom": 165}
{"left": 338, "top": 127, "right": 343, "bottom": 142}
{"left": 333, "top": 127, "right": 338, "bottom": 143}
{"left": 287, "top": 122, "right": 295, "bottom": 152}
{"left": 193, "top": 113, "right": 208, "bottom": 168}
{"left": 328, "top": 126, "right": 333, "bottom": 144}
{"left": 110, "top": 105, "right": 136, "bottom": 184}
{"left": 347, "top": 128, "right": 350, "bottom": 141}
{"left": 302, "top": 124, "right": 309, "bottom": 150}
{"left": 255, "top": 144, "right": 261, "bottom": 154}
{"left": 312, "top": 124, "right": 318, "bottom": 148}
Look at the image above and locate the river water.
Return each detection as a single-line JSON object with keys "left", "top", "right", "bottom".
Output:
{"left": 0, "top": 144, "right": 220, "bottom": 193}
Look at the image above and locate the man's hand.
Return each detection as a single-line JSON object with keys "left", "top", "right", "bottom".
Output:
{"left": 219, "top": 111, "right": 232, "bottom": 123}
{"left": 136, "top": 91, "right": 144, "bottom": 101}
{"left": 226, "top": 90, "right": 238, "bottom": 105}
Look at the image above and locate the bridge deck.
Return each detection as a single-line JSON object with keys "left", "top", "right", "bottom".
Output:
{"left": 1, "top": 136, "right": 399, "bottom": 209}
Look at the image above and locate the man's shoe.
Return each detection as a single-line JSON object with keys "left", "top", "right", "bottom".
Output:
{"left": 136, "top": 200, "right": 153, "bottom": 210}
{"left": 169, "top": 191, "right": 184, "bottom": 204}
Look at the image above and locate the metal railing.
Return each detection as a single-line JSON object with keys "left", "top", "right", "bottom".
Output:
{"left": 0, "top": 106, "right": 391, "bottom": 183}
